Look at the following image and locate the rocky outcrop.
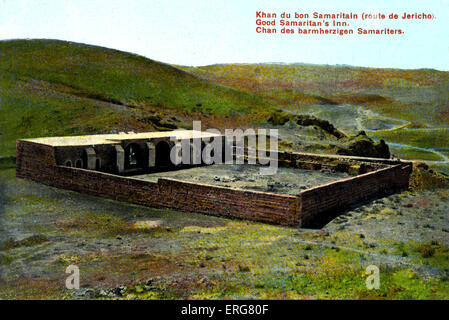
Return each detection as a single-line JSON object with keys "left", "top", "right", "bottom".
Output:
{"left": 337, "top": 132, "right": 390, "bottom": 159}
{"left": 268, "top": 110, "right": 346, "bottom": 139}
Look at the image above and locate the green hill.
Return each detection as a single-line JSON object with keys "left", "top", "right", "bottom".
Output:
{"left": 0, "top": 39, "right": 273, "bottom": 157}
{"left": 180, "top": 62, "right": 449, "bottom": 173}
{"left": 181, "top": 63, "right": 449, "bottom": 126}
{"left": 3, "top": 39, "right": 448, "bottom": 167}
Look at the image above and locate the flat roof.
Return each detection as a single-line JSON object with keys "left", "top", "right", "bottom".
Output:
{"left": 21, "top": 130, "right": 221, "bottom": 147}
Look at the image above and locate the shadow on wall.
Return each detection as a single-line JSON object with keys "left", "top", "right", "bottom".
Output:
{"left": 302, "top": 188, "right": 397, "bottom": 229}
{"left": 155, "top": 141, "right": 171, "bottom": 167}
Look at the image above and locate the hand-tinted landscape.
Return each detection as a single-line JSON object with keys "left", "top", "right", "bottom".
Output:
{"left": 1, "top": 39, "right": 448, "bottom": 299}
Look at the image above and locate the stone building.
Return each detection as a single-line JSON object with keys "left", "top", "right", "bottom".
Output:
{"left": 16, "top": 129, "right": 412, "bottom": 227}
{"left": 22, "top": 130, "right": 221, "bottom": 174}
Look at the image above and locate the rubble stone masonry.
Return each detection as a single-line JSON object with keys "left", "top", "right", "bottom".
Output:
{"left": 16, "top": 139, "right": 411, "bottom": 227}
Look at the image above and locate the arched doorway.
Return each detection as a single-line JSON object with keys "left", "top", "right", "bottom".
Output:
{"left": 125, "top": 143, "right": 142, "bottom": 169}
{"left": 155, "top": 141, "right": 171, "bottom": 167}
{"left": 82, "top": 150, "right": 88, "bottom": 169}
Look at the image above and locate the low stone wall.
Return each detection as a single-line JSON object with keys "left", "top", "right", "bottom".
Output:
{"left": 16, "top": 140, "right": 57, "bottom": 184}
{"left": 157, "top": 178, "right": 299, "bottom": 226}
{"left": 241, "top": 147, "right": 398, "bottom": 174}
{"left": 277, "top": 150, "right": 404, "bottom": 166}
{"left": 298, "top": 163, "right": 412, "bottom": 227}
{"left": 16, "top": 140, "right": 299, "bottom": 226}
{"left": 16, "top": 140, "right": 412, "bottom": 228}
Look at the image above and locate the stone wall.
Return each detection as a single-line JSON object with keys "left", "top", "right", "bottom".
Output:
{"left": 16, "top": 139, "right": 412, "bottom": 228}
{"left": 156, "top": 178, "right": 299, "bottom": 226}
{"left": 16, "top": 140, "right": 299, "bottom": 226}
{"left": 298, "top": 163, "right": 412, "bottom": 227}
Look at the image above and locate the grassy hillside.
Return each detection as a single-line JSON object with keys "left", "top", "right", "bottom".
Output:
{"left": 181, "top": 63, "right": 449, "bottom": 126}
{"left": 0, "top": 39, "right": 273, "bottom": 157}
{"left": 2, "top": 39, "right": 448, "bottom": 168}
{"left": 181, "top": 63, "right": 449, "bottom": 173}
{"left": 369, "top": 127, "right": 449, "bottom": 150}
{"left": 368, "top": 127, "right": 449, "bottom": 173}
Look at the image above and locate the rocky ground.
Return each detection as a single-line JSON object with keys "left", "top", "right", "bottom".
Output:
{"left": 137, "top": 164, "right": 354, "bottom": 195}
{"left": 1, "top": 158, "right": 449, "bottom": 299}
{"left": 2, "top": 40, "right": 448, "bottom": 299}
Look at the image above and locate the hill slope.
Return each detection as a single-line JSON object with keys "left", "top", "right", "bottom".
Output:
{"left": 181, "top": 63, "right": 449, "bottom": 126}
{"left": 180, "top": 63, "right": 449, "bottom": 173}
{"left": 0, "top": 39, "right": 273, "bottom": 157}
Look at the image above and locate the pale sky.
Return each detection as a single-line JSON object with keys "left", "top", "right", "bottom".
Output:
{"left": 0, "top": 0, "right": 448, "bottom": 70}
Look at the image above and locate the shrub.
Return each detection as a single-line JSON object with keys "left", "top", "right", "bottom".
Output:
{"left": 418, "top": 244, "right": 435, "bottom": 258}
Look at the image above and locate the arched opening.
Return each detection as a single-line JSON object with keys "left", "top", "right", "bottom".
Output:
{"left": 124, "top": 143, "right": 142, "bottom": 169}
{"left": 75, "top": 159, "right": 82, "bottom": 168}
{"left": 65, "top": 160, "right": 72, "bottom": 167}
{"left": 82, "top": 150, "right": 88, "bottom": 169}
{"left": 155, "top": 141, "right": 171, "bottom": 167}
